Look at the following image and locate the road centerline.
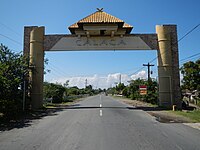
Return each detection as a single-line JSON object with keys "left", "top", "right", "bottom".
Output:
{"left": 100, "top": 109, "right": 102, "bottom": 116}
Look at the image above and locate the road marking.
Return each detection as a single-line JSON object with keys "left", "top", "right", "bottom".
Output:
{"left": 100, "top": 104, "right": 102, "bottom": 108}
{"left": 100, "top": 109, "right": 102, "bottom": 116}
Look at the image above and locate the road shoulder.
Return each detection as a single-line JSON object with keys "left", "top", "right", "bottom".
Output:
{"left": 114, "top": 96, "right": 199, "bottom": 125}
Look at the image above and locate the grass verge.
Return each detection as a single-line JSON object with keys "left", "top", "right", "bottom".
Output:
{"left": 43, "top": 97, "right": 84, "bottom": 108}
{"left": 171, "top": 110, "right": 200, "bottom": 123}
{"left": 113, "top": 95, "right": 200, "bottom": 123}
{"left": 112, "top": 95, "right": 158, "bottom": 107}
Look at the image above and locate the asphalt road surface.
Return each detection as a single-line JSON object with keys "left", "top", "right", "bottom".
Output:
{"left": 1, "top": 95, "right": 200, "bottom": 150}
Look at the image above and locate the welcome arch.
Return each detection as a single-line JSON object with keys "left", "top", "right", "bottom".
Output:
{"left": 23, "top": 9, "right": 182, "bottom": 109}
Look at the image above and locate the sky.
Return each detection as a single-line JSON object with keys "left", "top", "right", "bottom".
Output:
{"left": 1, "top": 0, "right": 200, "bottom": 89}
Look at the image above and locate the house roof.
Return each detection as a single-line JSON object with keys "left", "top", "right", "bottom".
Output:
{"left": 68, "top": 9, "right": 133, "bottom": 34}
{"left": 77, "top": 10, "right": 124, "bottom": 24}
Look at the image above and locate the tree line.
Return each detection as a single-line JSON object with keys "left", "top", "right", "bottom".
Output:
{"left": 43, "top": 82, "right": 103, "bottom": 103}
{"left": 106, "top": 79, "right": 158, "bottom": 104}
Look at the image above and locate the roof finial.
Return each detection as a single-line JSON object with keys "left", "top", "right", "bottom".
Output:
{"left": 97, "top": 8, "right": 103, "bottom": 12}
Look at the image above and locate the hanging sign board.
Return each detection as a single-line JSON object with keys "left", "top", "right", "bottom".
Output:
{"left": 139, "top": 85, "right": 147, "bottom": 95}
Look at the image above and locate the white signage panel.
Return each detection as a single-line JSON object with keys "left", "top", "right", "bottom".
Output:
{"left": 50, "top": 36, "right": 152, "bottom": 51}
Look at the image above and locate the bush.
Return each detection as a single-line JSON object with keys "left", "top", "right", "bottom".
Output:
{"left": 52, "top": 95, "right": 63, "bottom": 103}
{"left": 0, "top": 44, "right": 29, "bottom": 119}
{"left": 43, "top": 82, "right": 65, "bottom": 103}
{"left": 145, "top": 91, "right": 158, "bottom": 104}
{"left": 0, "top": 99, "right": 22, "bottom": 119}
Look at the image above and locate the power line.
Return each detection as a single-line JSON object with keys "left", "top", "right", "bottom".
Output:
{"left": 0, "top": 33, "right": 22, "bottom": 46}
{"left": 129, "top": 23, "right": 200, "bottom": 77}
{"left": 46, "top": 70, "right": 63, "bottom": 80}
{"left": 46, "top": 63, "right": 96, "bottom": 80}
{"left": 180, "top": 56, "right": 200, "bottom": 66}
{"left": 0, "top": 23, "right": 23, "bottom": 52}
{"left": 177, "top": 24, "right": 200, "bottom": 43}
{"left": 179, "top": 52, "right": 200, "bottom": 66}
{"left": 129, "top": 66, "right": 145, "bottom": 76}
{"left": 0, "top": 22, "right": 21, "bottom": 37}
{"left": 179, "top": 52, "right": 200, "bottom": 62}
{"left": 46, "top": 64, "right": 68, "bottom": 78}
{"left": 48, "top": 61, "right": 139, "bottom": 79}
{"left": 47, "top": 62, "right": 69, "bottom": 77}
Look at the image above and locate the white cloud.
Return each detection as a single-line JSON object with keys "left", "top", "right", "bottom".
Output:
{"left": 130, "top": 70, "right": 147, "bottom": 80}
{"left": 48, "top": 71, "right": 147, "bottom": 89}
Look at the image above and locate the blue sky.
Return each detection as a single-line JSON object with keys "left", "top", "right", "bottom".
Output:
{"left": 1, "top": 0, "right": 200, "bottom": 88}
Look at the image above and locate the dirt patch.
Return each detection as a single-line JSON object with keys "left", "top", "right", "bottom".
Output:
{"left": 121, "top": 98, "right": 153, "bottom": 107}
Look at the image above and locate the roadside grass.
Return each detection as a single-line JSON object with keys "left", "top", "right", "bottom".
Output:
{"left": 171, "top": 110, "right": 200, "bottom": 123}
{"left": 43, "top": 97, "right": 84, "bottom": 108}
{"left": 112, "top": 95, "right": 159, "bottom": 107}
{"left": 44, "top": 102, "right": 72, "bottom": 108}
{"left": 113, "top": 95, "right": 200, "bottom": 123}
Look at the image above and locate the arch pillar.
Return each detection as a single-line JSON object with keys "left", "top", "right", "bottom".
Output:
{"left": 29, "top": 27, "right": 45, "bottom": 109}
{"left": 156, "top": 25, "right": 182, "bottom": 109}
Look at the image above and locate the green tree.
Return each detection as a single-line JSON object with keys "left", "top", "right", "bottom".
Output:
{"left": 106, "top": 87, "right": 116, "bottom": 95}
{"left": 128, "top": 79, "right": 145, "bottom": 100}
{"left": 145, "top": 80, "right": 158, "bottom": 104}
{"left": 67, "top": 86, "right": 80, "bottom": 96}
{"left": 122, "top": 87, "right": 129, "bottom": 97}
{"left": 43, "top": 82, "right": 65, "bottom": 103}
{"left": 180, "top": 59, "right": 200, "bottom": 92}
{"left": 63, "top": 80, "right": 69, "bottom": 88}
{"left": 115, "top": 83, "right": 125, "bottom": 94}
{"left": 120, "top": 78, "right": 158, "bottom": 104}
{"left": 85, "top": 85, "right": 94, "bottom": 95}
{"left": 0, "top": 44, "right": 29, "bottom": 117}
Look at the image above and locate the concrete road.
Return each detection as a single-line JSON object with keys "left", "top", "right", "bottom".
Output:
{"left": 1, "top": 95, "right": 200, "bottom": 150}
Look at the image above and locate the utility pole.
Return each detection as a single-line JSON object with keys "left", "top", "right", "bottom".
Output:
{"left": 119, "top": 74, "right": 121, "bottom": 84}
{"left": 85, "top": 79, "right": 88, "bottom": 88}
{"left": 143, "top": 63, "right": 154, "bottom": 83}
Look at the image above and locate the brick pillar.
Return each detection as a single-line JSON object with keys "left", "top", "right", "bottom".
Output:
{"left": 156, "top": 25, "right": 182, "bottom": 109}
